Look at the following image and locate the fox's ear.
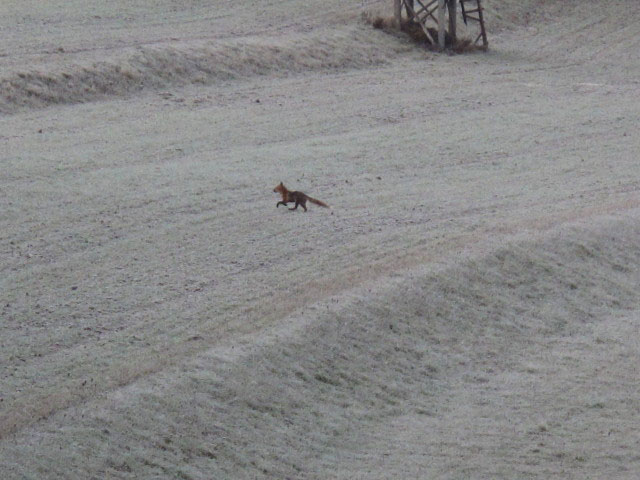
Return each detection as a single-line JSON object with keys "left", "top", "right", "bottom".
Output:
{"left": 279, "top": 181, "right": 283, "bottom": 185}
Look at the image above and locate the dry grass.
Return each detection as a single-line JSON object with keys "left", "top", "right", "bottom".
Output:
{"left": 4, "top": 212, "right": 640, "bottom": 478}
{"left": 0, "top": 26, "right": 415, "bottom": 114}
{"left": 450, "top": 37, "right": 484, "bottom": 53}
{"left": 365, "top": 14, "right": 484, "bottom": 52}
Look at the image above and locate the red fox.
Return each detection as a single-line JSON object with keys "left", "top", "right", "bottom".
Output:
{"left": 273, "top": 182, "right": 330, "bottom": 212}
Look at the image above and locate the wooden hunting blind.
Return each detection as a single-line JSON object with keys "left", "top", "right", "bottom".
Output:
{"left": 394, "top": 0, "right": 488, "bottom": 49}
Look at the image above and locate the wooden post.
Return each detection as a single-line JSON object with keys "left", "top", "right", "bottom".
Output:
{"left": 477, "top": 0, "right": 488, "bottom": 48}
{"left": 448, "top": 0, "right": 457, "bottom": 43}
{"left": 405, "top": 0, "right": 414, "bottom": 19}
{"left": 438, "top": 0, "right": 446, "bottom": 48}
{"left": 394, "top": 0, "right": 402, "bottom": 28}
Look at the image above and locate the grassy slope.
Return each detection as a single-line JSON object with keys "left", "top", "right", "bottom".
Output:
{"left": 1, "top": 0, "right": 640, "bottom": 478}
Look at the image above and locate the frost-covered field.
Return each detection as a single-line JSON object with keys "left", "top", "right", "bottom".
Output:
{"left": 1, "top": 1, "right": 640, "bottom": 478}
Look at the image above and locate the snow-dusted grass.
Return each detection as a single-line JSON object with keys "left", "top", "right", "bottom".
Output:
{"left": 3, "top": 214, "right": 640, "bottom": 479}
{"left": 0, "top": 26, "right": 419, "bottom": 114}
{"left": 1, "top": 0, "right": 640, "bottom": 478}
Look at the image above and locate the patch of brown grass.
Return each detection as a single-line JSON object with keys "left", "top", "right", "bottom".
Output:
{"left": 365, "top": 14, "right": 485, "bottom": 53}
{"left": 451, "top": 38, "right": 485, "bottom": 54}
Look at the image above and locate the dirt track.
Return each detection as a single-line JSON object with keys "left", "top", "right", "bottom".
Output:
{"left": 1, "top": 1, "right": 640, "bottom": 478}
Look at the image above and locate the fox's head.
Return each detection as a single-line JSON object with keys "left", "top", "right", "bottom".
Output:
{"left": 273, "top": 182, "right": 286, "bottom": 194}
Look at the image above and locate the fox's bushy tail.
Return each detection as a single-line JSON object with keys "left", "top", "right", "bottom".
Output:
{"left": 308, "top": 197, "right": 330, "bottom": 208}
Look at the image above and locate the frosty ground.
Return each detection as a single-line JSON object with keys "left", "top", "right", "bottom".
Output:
{"left": 1, "top": 0, "right": 639, "bottom": 478}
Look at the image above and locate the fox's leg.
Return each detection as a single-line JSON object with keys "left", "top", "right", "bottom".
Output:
{"left": 277, "top": 201, "right": 288, "bottom": 208}
{"left": 301, "top": 199, "right": 307, "bottom": 212}
{"left": 289, "top": 201, "right": 298, "bottom": 210}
